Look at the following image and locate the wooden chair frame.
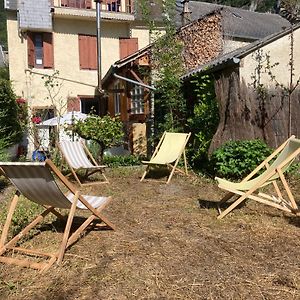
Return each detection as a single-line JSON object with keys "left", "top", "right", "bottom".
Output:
{"left": 140, "top": 132, "right": 191, "bottom": 184}
{"left": 59, "top": 141, "right": 109, "bottom": 187}
{"left": 217, "top": 136, "right": 300, "bottom": 219}
{"left": 0, "top": 160, "right": 115, "bottom": 272}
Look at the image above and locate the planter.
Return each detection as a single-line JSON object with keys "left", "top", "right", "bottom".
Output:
{"left": 32, "top": 150, "right": 47, "bottom": 162}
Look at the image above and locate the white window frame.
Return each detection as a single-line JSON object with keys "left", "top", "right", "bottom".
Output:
{"left": 130, "top": 84, "right": 144, "bottom": 115}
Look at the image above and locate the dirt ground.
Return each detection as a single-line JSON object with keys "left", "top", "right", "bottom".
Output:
{"left": 1, "top": 166, "right": 300, "bottom": 300}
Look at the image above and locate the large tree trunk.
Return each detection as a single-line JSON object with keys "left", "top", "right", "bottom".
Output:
{"left": 209, "top": 68, "right": 300, "bottom": 154}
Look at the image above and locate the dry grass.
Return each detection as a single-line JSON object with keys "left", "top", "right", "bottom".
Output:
{"left": 0, "top": 167, "right": 300, "bottom": 299}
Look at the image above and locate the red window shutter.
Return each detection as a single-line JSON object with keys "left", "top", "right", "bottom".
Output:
{"left": 78, "top": 35, "right": 89, "bottom": 69}
{"left": 127, "top": 38, "right": 138, "bottom": 56}
{"left": 67, "top": 97, "right": 80, "bottom": 112}
{"left": 119, "top": 38, "right": 138, "bottom": 59}
{"left": 85, "top": 0, "right": 91, "bottom": 8}
{"left": 88, "top": 35, "right": 97, "bottom": 70}
{"left": 27, "top": 32, "right": 35, "bottom": 67}
{"left": 43, "top": 33, "right": 54, "bottom": 69}
{"left": 119, "top": 38, "right": 127, "bottom": 60}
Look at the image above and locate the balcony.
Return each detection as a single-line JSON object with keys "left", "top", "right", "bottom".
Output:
{"left": 53, "top": 0, "right": 134, "bottom": 14}
{"left": 53, "top": 0, "right": 134, "bottom": 21}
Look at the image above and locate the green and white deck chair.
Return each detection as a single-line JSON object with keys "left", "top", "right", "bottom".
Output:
{"left": 141, "top": 132, "right": 191, "bottom": 184}
{"left": 215, "top": 136, "right": 300, "bottom": 219}
{"left": 0, "top": 159, "right": 115, "bottom": 272}
{"left": 59, "top": 140, "right": 108, "bottom": 186}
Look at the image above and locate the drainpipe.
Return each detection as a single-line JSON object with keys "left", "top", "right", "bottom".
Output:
{"left": 95, "top": 0, "right": 103, "bottom": 93}
{"left": 113, "top": 73, "right": 156, "bottom": 91}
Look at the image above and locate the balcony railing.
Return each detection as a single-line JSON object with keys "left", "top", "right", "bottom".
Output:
{"left": 56, "top": 0, "right": 134, "bottom": 14}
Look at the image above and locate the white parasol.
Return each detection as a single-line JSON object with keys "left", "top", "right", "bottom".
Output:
{"left": 39, "top": 111, "right": 88, "bottom": 126}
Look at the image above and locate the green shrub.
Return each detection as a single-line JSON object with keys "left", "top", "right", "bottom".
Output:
{"left": 0, "top": 79, "right": 23, "bottom": 146}
{"left": 103, "top": 155, "right": 141, "bottom": 167}
{"left": 210, "top": 139, "right": 273, "bottom": 179}
{"left": 73, "top": 115, "right": 124, "bottom": 161}
{"left": 186, "top": 74, "right": 219, "bottom": 169}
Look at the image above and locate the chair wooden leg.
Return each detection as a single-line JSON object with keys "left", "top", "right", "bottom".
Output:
{"left": 167, "top": 156, "right": 182, "bottom": 184}
{"left": 183, "top": 150, "right": 188, "bottom": 175}
{"left": 57, "top": 192, "right": 79, "bottom": 264}
{"left": 0, "top": 191, "right": 20, "bottom": 248}
{"left": 0, "top": 207, "right": 52, "bottom": 256}
{"left": 217, "top": 192, "right": 235, "bottom": 215}
{"left": 217, "top": 194, "right": 248, "bottom": 219}
{"left": 140, "top": 166, "right": 149, "bottom": 182}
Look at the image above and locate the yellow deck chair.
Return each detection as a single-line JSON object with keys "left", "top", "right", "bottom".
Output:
{"left": 140, "top": 132, "right": 191, "bottom": 184}
{"left": 0, "top": 159, "right": 115, "bottom": 272}
{"left": 59, "top": 140, "right": 109, "bottom": 186}
{"left": 216, "top": 136, "right": 300, "bottom": 219}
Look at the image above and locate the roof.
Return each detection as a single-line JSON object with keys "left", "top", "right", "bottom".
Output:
{"left": 182, "top": 23, "right": 300, "bottom": 80}
{"left": 102, "top": 45, "right": 151, "bottom": 86}
{"left": 176, "top": 1, "right": 291, "bottom": 40}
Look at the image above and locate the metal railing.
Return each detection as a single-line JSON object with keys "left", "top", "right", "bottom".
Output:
{"left": 57, "top": 0, "right": 134, "bottom": 13}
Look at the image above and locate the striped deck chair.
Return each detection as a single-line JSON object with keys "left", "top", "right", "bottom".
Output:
{"left": 0, "top": 159, "right": 115, "bottom": 272}
{"left": 59, "top": 140, "right": 108, "bottom": 186}
{"left": 140, "top": 132, "right": 191, "bottom": 184}
{"left": 216, "top": 136, "right": 300, "bottom": 219}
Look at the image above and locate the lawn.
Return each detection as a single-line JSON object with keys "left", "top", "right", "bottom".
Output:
{"left": 0, "top": 167, "right": 300, "bottom": 299}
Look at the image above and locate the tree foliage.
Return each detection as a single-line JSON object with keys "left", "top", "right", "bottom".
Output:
{"left": 139, "top": 0, "right": 186, "bottom": 136}
{"left": 186, "top": 74, "right": 219, "bottom": 168}
{"left": 0, "top": 79, "right": 23, "bottom": 146}
{"left": 0, "top": 0, "right": 7, "bottom": 48}
{"left": 73, "top": 115, "right": 124, "bottom": 160}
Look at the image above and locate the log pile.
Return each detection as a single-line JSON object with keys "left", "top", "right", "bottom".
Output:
{"left": 177, "top": 13, "right": 223, "bottom": 72}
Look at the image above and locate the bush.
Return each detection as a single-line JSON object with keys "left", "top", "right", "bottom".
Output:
{"left": 0, "top": 79, "right": 23, "bottom": 146}
{"left": 103, "top": 155, "right": 141, "bottom": 167}
{"left": 210, "top": 139, "right": 273, "bottom": 179}
{"left": 73, "top": 115, "right": 124, "bottom": 161}
{"left": 186, "top": 74, "right": 219, "bottom": 169}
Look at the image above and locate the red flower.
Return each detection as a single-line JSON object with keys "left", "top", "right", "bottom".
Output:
{"left": 31, "top": 116, "right": 42, "bottom": 124}
{"left": 16, "top": 97, "right": 26, "bottom": 104}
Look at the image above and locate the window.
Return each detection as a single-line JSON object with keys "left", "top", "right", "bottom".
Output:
{"left": 81, "top": 97, "right": 99, "bottom": 115}
{"left": 28, "top": 32, "right": 54, "bottom": 68}
{"left": 107, "top": 0, "right": 121, "bottom": 12}
{"left": 130, "top": 85, "right": 144, "bottom": 114}
{"left": 114, "top": 82, "right": 121, "bottom": 115}
{"left": 119, "top": 38, "right": 138, "bottom": 59}
{"left": 125, "top": 0, "right": 133, "bottom": 13}
{"left": 78, "top": 34, "right": 97, "bottom": 70}
{"left": 61, "top": 0, "right": 92, "bottom": 9}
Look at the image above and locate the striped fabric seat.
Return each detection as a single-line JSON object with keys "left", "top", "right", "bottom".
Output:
{"left": 59, "top": 141, "right": 108, "bottom": 186}
{"left": 0, "top": 159, "right": 115, "bottom": 272}
{"left": 0, "top": 162, "right": 108, "bottom": 209}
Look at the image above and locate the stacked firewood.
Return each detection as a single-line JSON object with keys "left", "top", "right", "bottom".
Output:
{"left": 177, "top": 13, "right": 223, "bottom": 71}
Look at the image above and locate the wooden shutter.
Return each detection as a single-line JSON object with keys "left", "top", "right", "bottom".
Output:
{"left": 120, "top": 93, "right": 129, "bottom": 121}
{"left": 27, "top": 32, "right": 35, "bottom": 68}
{"left": 85, "top": 0, "right": 92, "bottom": 8}
{"left": 119, "top": 38, "right": 138, "bottom": 59}
{"left": 78, "top": 35, "right": 89, "bottom": 69}
{"left": 43, "top": 33, "right": 54, "bottom": 69}
{"left": 108, "top": 93, "right": 114, "bottom": 116}
{"left": 67, "top": 97, "right": 80, "bottom": 112}
{"left": 88, "top": 35, "right": 97, "bottom": 70}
